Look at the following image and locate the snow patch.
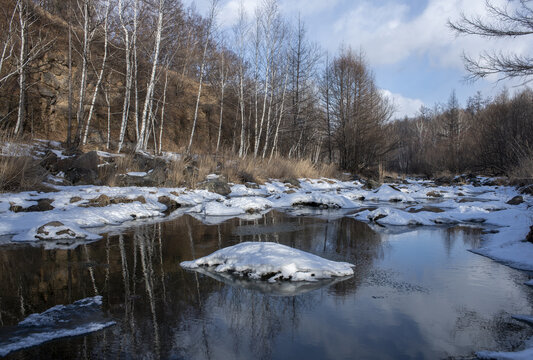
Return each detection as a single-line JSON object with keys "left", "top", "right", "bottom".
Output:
{"left": 181, "top": 241, "right": 354, "bottom": 282}
{"left": 0, "top": 296, "right": 115, "bottom": 357}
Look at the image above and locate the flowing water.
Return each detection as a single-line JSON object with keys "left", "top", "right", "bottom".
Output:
{"left": 0, "top": 211, "right": 532, "bottom": 359}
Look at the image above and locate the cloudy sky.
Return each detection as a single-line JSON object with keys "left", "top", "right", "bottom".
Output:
{"left": 187, "top": 0, "right": 531, "bottom": 119}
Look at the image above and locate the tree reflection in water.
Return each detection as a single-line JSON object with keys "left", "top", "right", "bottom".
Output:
{"left": 0, "top": 212, "right": 382, "bottom": 359}
{"left": 0, "top": 212, "right": 532, "bottom": 359}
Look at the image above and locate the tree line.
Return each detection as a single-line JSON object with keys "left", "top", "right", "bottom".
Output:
{"left": 0, "top": 0, "right": 531, "bottom": 177}
{"left": 388, "top": 88, "right": 533, "bottom": 176}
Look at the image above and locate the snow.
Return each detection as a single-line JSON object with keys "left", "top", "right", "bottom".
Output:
{"left": 126, "top": 171, "right": 150, "bottom": 177}
{"left": 0, "top": 296, "right": 115, "bottom": 357}
{"left": 50, "top": 149, "right": 73, "bottom": 160}
{"left": 0, "top": 173, "right": 531, "bottom": 277}
{"left": 96, "top": 150, "right": 124, "bottom": 158}
{"left": 476, "top": 342, "right": 533, "bottom": 360}
{"left": 12, "top": 221, "right": 101, "bottom": 242}
{"left": 366, "top": 185, "right": 416, "bottom": 202}
{"left": 525, "top": 279, "right": 533, "bottom": 286}
{"left": 512, "top": 315, "right": 533, "bottom": 326}
{"left": 180, "top": 241, "right": 355, "bottom": 282}
{"left": 271, "top": 192, "right": 358, "bottom": 209}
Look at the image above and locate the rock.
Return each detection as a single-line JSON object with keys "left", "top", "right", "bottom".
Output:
{"left": 28, "top": 199, "right": 54, "bottom": 212}
{"left": 118, "top": 168, "right": 166, "bottom": 187}
{"left": 197, "top": 179, "right": 231, "bottom": 196}
{"left": 363, "top": 179, "right": 381, "bottom": 190}
{"left": 281, "top": 178, "right": 301, "bottom": 188}
{"left": 284, "top": 189, "right": 296, "bottom": 194}
{"left": 8, "top": 203, "right": 23, "bottom": 212}
{"left": 72, "top": 151, "right": 100, "bottom": 171}
{"left": 434, "top": 176, "right": 453, "bottom": 186}
{"left": 86, "top": 194, "right": 110, "bottom": 207}
{"left": 158, "top": 196, "right": 181, "bottom": 214}
{"left": 69, "top": 196, "right": 82, "bottom": 203}
{"left": 110, "top": 196, "right": 146, "bottom": 204}
{"left": 9, "top": 199, "right": 54, "bottom": 212}
{"left": 244, "top": 182, "right": 260, "bottom": 189}
{"left": 520, "top": 184, "right": 533, "bottom": 195}
{"left": 407, "top": 206, "right": 445, "bottom": 214}
{"left": 40, "top": 150, "right": 59, "bottom": 173}
{"left": 65, "top": 167, "right": 98, "bottom": 185}
{"left": 36, "top": 221, "right": 86, "bottom": 240}
{"left": 369, "top": 213, "right": 387, "bottom": 222}
{"left": 38, "top": 84, "right": 55, "bottom": 98}
{"left": 133, "top": 152, "right": 167, "bottom": 172}
{"left": 426, "top": 191, "right": 442, "bottom": 198}
{"left": 526, "top": 226, "right": 533, "bottom": 244}
{"left": 482, "top": 179, "right": 497, "bottom": 186}
{"left": 507, "top": 196, "right": 524, "bottom": 205}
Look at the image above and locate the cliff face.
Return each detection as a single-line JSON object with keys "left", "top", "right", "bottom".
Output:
{"left": 1, "top": 4, "right": 226, "bottom": 153}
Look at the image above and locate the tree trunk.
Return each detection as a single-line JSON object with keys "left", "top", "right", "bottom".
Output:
{"left": 136, "top": 0, "right": 164, "bottom": 152}
{"left": 83, "top": 0, "right": 110, "bottom": 146}
{"left": 14, "top": 1, "right": 26, "bottom": 136}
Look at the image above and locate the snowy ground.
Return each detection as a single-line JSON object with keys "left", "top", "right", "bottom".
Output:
{"left": 1, "top": 176, "right": 532, "bottom": 270}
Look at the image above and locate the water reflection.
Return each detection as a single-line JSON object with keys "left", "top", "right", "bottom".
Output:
{"left": 0, "top": 212, "right": 531, "bottom": 359}
{"left": 188, "top": 266, "right": 353, "bottom": 296}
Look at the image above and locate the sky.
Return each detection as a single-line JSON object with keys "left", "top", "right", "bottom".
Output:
{"left": 186, "top": 0, "right": 532, "bottom": 119}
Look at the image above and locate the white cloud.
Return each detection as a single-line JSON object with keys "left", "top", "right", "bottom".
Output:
{"left": 327, "top": 0, "right": 533, "bottom": 70}
{"left": 381, "top": 89, "right": 424, "bottom": 119}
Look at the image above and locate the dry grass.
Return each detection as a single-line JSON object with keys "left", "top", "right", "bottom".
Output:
{"left": 0, "top": 156, "right": 48, "bottom": 192}
{"left": 165, "top": 153, "right": 340, "bottom": 188}
{"left": 510, "top": 156, "right": 533, "bottom": 179}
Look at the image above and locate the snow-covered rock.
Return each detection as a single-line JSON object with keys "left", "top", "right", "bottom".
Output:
{"left": 181, "top": 242, "right": 355, "bottom": 282}
{"left": 0, "top": 296, "right": 115, "bottom": 357}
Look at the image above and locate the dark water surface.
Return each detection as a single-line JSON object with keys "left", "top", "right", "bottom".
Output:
{"left": 0, "top": 212, "right": 532, "bottom": 359}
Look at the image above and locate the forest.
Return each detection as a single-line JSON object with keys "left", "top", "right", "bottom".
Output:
{"left": 0, "top": 0, "right": 531, "bottom": 179}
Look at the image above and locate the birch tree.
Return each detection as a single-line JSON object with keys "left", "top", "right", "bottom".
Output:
{"left": 117, "top": 0, "right": 133, "bottom": 152}
{"left": 13, "top": 0, "right": 27, "bottom": 136}
{"left": 233, "top": 2, "right": 249, "bottom": 158}
{"left": 82, "top": 0, "right": 111, "bottom": 145}
{"left": 0, "top": 1, "right": 19, "bottom": 87}
{"left": 136, "top": 0, "right": 165, "bottom": 151}
{"left": 215, "top": 49, "right": 229, "bottom": 155}
{"left": 186, "top": 0, "right": 219, "bottom": 154}
{"left": 73, "top": 0, "right": 98, "bottom": 147}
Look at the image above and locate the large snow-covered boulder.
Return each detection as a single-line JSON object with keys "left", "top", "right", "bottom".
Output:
{"left": 181, "top": 242, "right": 354, "bottom": 282}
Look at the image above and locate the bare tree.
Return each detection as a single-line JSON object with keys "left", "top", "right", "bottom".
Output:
{"left": 449, "top": 0, "right": 533, "bottom": 81}
{"left": 215, "top": 48, "right": 229, "bottom": 155}
{"left": 0, "top": 1, "right": 19, "bottom": 86}
{"left": 13, "top": 0, "right": 27, "bottom": 136}
{"left": 136, "top": 0, "right": 165, "bottom": 151}
{"left": 117, "top": 0, "right": 133, "bottom": 152}
{"left": 73, "top": 0, "right": 98, "bottom": 147}
{"left": 186, "top": 0, "right": 219, "bottom": 155}
{"left": 233, "top": 1, "right": 249, "bottom": 158}
{"left": 83, "top": 0, "right": 111, "bottom": 146}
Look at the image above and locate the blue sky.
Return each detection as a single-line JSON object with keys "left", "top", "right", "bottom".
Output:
{"left": 188, "top": 0, "right": 531, "bottom": 119}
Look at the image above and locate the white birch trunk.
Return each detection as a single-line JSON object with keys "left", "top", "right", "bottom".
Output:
{"left": 14, "top": 1, "right": 26, "bottom": 136}
{"left": 186, "top": 0, "right": 218, "bottom": 154}
{"left": 136, "top": 0, "right": 164, "bottom": 152}
{"left": 82, "top": 0, "right": 110, "bottom": 145}
{"left": 158, "top": 69, "right": 169, "bottom": 155}
{"left": 215, "top": 55, "right": 227, "bottom": 155}
{"left": 117, "top": 0, "right": 132, "bottom": 153}
{"left": 74, "top": 0, "right": 90, "bottom": 146}
{"left": 270, "top": 68, "right": 289, "bottom": 160}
